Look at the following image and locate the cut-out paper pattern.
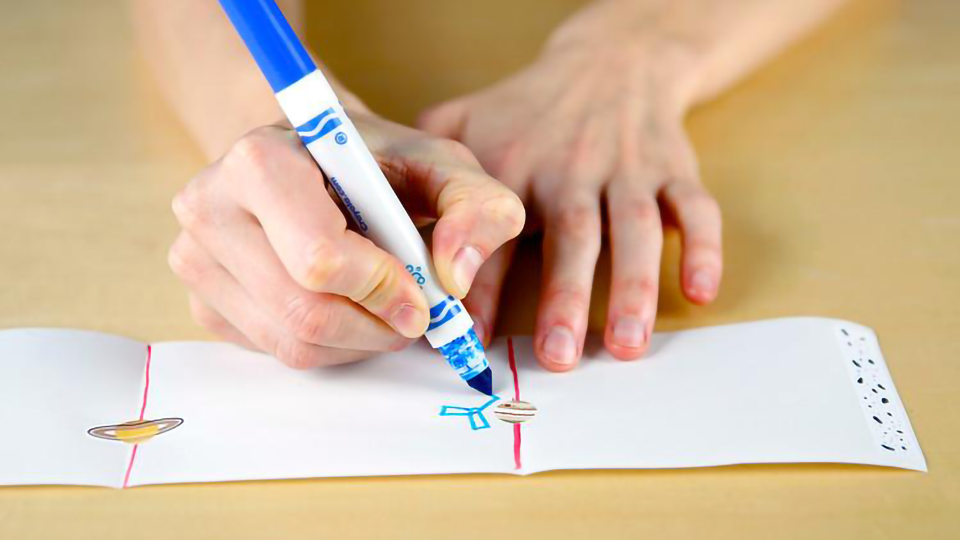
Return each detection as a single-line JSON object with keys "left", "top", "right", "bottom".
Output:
{"left": 836, "top": 324, "right": 918, "bottom": 458}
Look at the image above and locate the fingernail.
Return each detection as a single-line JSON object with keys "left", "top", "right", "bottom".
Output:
{"left": 691, "top": 270, "right": 715, "bottom": 296}
{"left": 612, "top": 316, "right": 646, "bottom": 349}
{"left": 452, "top": 246, "right": 484, "bottom": 296}
{"left": 543, "top": 327, "right": 577, "bottom": 366}
{"left": 390, "top": 303, "right": 427, "bottom": 338}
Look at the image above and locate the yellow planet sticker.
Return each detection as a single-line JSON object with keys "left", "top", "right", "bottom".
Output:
{"left": 87, "top": 418, "right": 183, "bottom": 444}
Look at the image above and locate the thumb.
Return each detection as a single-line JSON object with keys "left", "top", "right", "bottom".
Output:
{"left": 430, "top": 167, "right": 525, "bottom": 299}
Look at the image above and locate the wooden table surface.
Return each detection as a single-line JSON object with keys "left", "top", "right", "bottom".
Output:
{"left": 1, "top": 1, "right": 957, "bottom": 538}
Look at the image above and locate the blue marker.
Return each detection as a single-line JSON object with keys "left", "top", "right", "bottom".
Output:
{"left": 218, "top": 0, "right": 493, "bottom": 395}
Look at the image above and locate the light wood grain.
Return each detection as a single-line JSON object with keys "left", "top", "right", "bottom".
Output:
{"left": 1, "top": 1, "right": 957, "bottom": 538}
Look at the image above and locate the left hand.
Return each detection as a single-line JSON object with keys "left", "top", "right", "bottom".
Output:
{"left": 418, "top": 38, "right": 723, "bottom": 371}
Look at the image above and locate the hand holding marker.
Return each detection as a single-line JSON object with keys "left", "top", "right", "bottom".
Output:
{"left": 218, "top": 0, "right": 494, "bottom": 395}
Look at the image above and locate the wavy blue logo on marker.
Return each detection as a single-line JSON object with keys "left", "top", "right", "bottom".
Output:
{"left": 296, "top": 108, "right": 343, "bottom": 145}
{"left": 427, "top": 295, "right": 462, "bottom": 331}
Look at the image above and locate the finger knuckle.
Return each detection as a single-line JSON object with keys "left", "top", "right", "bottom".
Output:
{"left": 435, "top": 173, "right": 475, "bottom": 212}
{"left": 544, "top": 282, "right": 591, "bottom": 313}
{"left": 685, "top": 238, "right": 723, "bottom": 261}
{"left": 352, "top": 256, "right": 396, "bottom": 306}
{"left": 226, "top": 129, "right": 284, "bottom": 176}
{"left": 681, "top": 189, "right": 721, "bottom": 219}
{"left": 301, "top": 239, "right": 343, "bottom": 290}
{"left": 171, "top": 183, "right": 211, "bottom": 231}
{"left": 283, "top": 295, "right": 336, "bottom": 345}
{"left": 167, "top": 239, "right": 203, "bottom": 284}
{"left": 614, "top": 277, "right": 659, "bottom": 299}
{"left": 274, "top": 338, "right": 319, "bottom": 371}
{"left": 554, "top": 203, "right": 594, "bottom": 230}
{"left": 553, "top": 203, "right": 601, "bottom": 247}
{"left": 617, "top": 197, "right": 660, "bottom": 226}
{"left": 484, "top": 190, "right": 526, "bottom": 239}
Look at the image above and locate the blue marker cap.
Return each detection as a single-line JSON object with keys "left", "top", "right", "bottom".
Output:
{"left": 218, "top": 0, "right": 316, "bottom": 92}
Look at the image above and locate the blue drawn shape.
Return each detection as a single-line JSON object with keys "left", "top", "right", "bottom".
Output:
{"left": 296, "top": 108, "right": 343, "bottom": 145}
{"left": 439, "top": 395, "right": 500, "bottom": 431}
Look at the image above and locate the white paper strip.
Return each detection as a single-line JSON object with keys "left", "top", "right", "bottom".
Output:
{"left": 0, "top": 318, "right": 926, "bottom": 488}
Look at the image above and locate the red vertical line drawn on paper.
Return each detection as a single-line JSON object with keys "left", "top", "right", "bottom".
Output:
{"left": 507, "top": 337, "right": 522, "bottom": 470}
{"left": 122, "top": 344, "right": 152, "bottom": 488}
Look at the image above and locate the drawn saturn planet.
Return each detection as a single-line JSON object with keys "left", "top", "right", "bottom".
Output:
{"left": 493, "top": 400, "right": 538, "bottom": 424}
{"left": 87, "top": 418, "right": 183, "bottom": 444}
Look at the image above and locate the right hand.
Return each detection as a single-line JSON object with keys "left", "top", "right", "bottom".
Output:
{"left": 168, "top": 115, "right": 524, "bottom": 369}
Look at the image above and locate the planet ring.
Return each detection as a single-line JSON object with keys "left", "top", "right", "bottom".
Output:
{"left": 87, "top": 417, "right": 183, "bottom": 443}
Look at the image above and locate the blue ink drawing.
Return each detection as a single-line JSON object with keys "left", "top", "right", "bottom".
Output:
{"left": 439, "top": 395, "right": 500, "bottom": 430}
